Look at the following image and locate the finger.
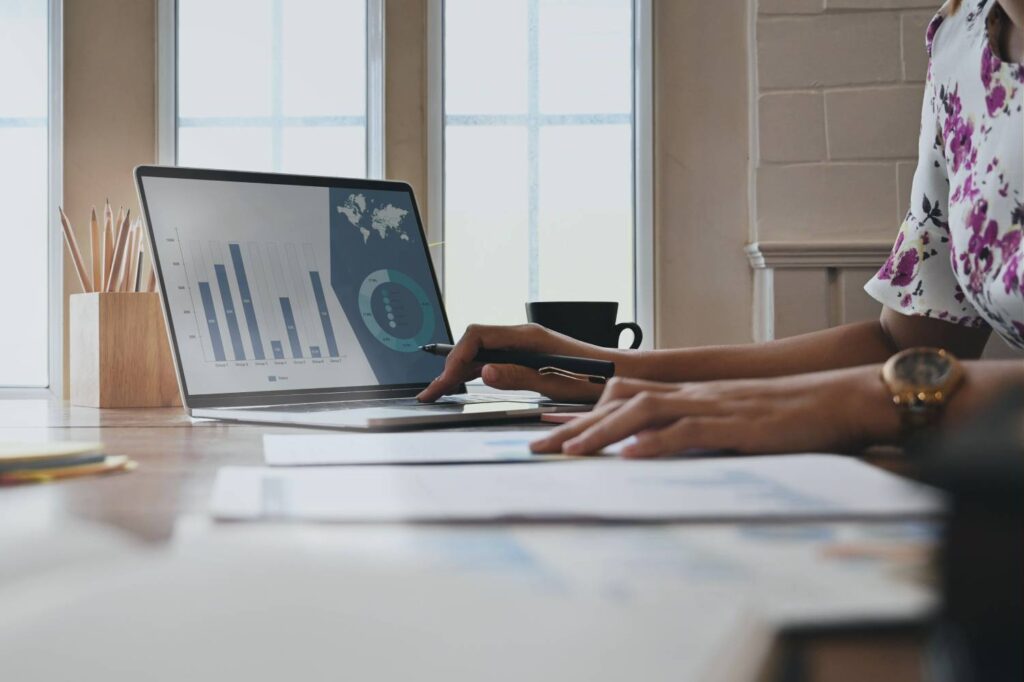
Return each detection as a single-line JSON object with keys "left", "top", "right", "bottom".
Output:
{"left": 416, "top": 365, "right": 479, "bottom": 402}
{"left": 447, "top": 323, "right": 543, "bottom": 367}
{"left": 417, "top": 352, "right": 486, "bottom": 402}
{"left": 481, "top": 364, "right": 603, "bottom": 403}
{"left": 597, "top": 377, "right": 679, "bottom": 407}
{"left": 561, "top": 392, "right": 685, "bottom": 455}
{"left": 529, "top": 400, "right": 625, "bottom": 453}
{"left": 417, "top": 331, "right": 494, "bottom": 402}
{"left": 563, "top": 390, "right": 733, "bottom": 455}
{"left": 418, "top": 324, "right": 544, "bottom": 402}
{"left": 621, "top": 417, "right": 737, "bottom": 459}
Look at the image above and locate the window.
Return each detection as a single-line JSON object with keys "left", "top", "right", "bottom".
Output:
{"left": 174, "top": 0, "right": 376, "bottom": 177}
{"left": 440, "top": 0, "right": 640, "bottom": 338}
{"left": 0, "top": 0, "right": 52, "bottom": 387}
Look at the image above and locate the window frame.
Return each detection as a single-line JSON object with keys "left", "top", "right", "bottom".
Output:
{"left": 0, "top": 0, "right": 63, "bottom": 394}
{"left": 156, "top": 0, "right": 385, "bottom": 177}
{"left": 427, "top": 0, "right": 654, "bottom": 348}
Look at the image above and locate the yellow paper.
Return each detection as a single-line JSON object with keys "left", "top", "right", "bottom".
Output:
{"left": 0, "top": 456, "right": 135, "bottom": 485}
{"left": 0, "top": 442, "right": 105, "bottom": 466}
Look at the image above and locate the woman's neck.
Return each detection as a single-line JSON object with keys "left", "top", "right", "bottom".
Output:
{"left": 998, "top": 1, "right": 1024, "bottom": 61}
{"left": 1006, "top": 22, "right": 1024, "bottom": 62}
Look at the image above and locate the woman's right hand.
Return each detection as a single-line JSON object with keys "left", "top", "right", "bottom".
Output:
{"left": 416, "top": 323, "right": 615, "bottom": 403}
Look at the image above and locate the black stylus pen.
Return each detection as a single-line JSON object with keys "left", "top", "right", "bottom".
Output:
{"left": 419, "top": 344, "right": 615, "bottom": 384}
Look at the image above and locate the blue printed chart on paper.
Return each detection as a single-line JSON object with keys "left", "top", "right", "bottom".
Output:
{"left": 141, "top": 176, "right": 447, "bottom": 395}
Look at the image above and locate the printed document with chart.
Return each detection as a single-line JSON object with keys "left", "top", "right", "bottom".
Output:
{"left": 213, "top": 454, "right": 943, "bottom": 522}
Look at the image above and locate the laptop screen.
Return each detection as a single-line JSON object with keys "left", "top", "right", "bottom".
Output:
{"left": 138, "top": 169, "right": 451, "bottom": 398}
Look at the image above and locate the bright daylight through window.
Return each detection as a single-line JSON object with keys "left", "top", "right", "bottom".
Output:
{"left": 443, "top": 0, "right": 635, "bottom": 338}
{"left": 0, "top": 0, "right": 50, "bottom": 387}
{"left": 176, "top": 0, "right": 368, "bottom": 177}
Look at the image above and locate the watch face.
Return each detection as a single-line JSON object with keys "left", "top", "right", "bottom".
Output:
{"left": 894, "top": 351, "right": 953, "bottom": 386}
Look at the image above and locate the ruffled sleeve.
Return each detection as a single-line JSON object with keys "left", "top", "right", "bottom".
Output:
{"left": 863, "top": 25, "right": 985, "bottom": 326}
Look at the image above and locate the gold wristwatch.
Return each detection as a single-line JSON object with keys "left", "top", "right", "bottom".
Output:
{"left": 881, "top": 347, "right": 963, "bottom": 432}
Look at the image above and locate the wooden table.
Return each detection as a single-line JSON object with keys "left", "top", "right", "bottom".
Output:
{"left": 0, "top": 398, "right": 929, "bottom": 681}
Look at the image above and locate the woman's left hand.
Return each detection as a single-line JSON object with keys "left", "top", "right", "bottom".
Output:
{"left": 529, "top": 366, "right": 902, "bottom": 458}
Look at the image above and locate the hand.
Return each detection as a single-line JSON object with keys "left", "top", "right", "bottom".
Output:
{"left": 529, "top": 366, "right": 902, "bottom": 457}
{"left": 417, "top": 323, "right": 617, "bottom": 403}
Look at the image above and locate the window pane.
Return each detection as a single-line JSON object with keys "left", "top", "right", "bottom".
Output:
{"left": 538, "top": 124, "right": 632, "bottom": 306}
{"left": 0, "top": 0, "right": 48, "bottom": 387}
{"left": 178, "top": 0, "right": 273, "bottom": 119}
{"left": 443, "top": 0, "right": 634, "bottom": 339}
{"left": 177, "top": 0, "right": 367, "bottom": 174}
{"left": 444, "top": 126, "right": 530, "bottom": 334}
{"left": 282, "top": 126, "right": 366, "bottom": 177}
{"left": 539, "top": 0, "right": 632, "bottom": 115}
{"left": 178, "top": 127, "right": 274, "bottom": 172}
{"left": 444, "top": 0, "right": 528, "bottom": 116}
{"left": 281, "top": 0, "right": 364, "bottom": 118}
{"left": 0, "top": 1, "right": 47, "bottom": 118}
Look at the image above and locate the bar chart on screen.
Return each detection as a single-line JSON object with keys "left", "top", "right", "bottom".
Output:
{"left": 166, "top": 229, "right": 345, "bottom": 367}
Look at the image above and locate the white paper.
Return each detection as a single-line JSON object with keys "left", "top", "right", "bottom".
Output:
{"left": 506, "top": 523, "right": 937, "bottom": 627}
{"left": 214, "top": 454, "right": 943, "bottom": 522}
{"left": 263, "top": 430, "right": 599, "bottom": 466}
{"left": 0, "top": 540, "right": 767, "bottom": 682}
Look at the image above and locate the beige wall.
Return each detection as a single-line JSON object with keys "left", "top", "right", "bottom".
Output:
{"left": 751, "top": 0, "right": 935, "bottom": 343}
{"left": 750, "top": 0, "right": 1018, "bottom": 357}
{"left": 384, "top": 0, "right": 428, "bottom": 218}
{"left": 652, "top": 0, "right": 943, "bottom": 347}
{"left": 653, "top": 0, "right": 754, "bottom": 348}
{"left": 62, "top": 0, "right": 157, "bottom": 395}
{"left": 754, "top": 0, "right": 935, "bottom": 243}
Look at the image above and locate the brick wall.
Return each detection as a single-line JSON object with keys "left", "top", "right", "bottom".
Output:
{"left": 750, "top": 0, "right": 1020, "bottom": 356}
{"left": 754, "top": 0, "right": 940, "bottom": 243}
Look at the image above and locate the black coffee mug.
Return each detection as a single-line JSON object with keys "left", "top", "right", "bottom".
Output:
{"left": 526, "top": 302, "right": 643, "bottom": 349}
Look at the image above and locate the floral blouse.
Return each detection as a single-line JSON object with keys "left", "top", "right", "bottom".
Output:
{"left": 865, "top": 0, "right": 1024, "bottom": 349}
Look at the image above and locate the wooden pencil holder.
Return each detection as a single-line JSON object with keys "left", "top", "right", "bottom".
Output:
{"left": 70, "top": 293, "right": 182, "bottom": 408}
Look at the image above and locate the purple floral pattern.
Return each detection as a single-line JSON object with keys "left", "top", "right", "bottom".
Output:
{"left": 865, "top": 0, "right": 1024, "bottom": 348}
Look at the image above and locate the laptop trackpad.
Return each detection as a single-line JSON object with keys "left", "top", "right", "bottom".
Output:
{"left": 308, "top": 400, "right": 548, "bottom": 429}
{"left": 386, "top": 401, "right": 541, "bottom": 416}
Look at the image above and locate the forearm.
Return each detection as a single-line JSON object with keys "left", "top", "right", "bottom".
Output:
{"left": 853, "top": 358, "right": 1024, "bottom": 446}
{"left": 944, "top": 360, "right": 1024, "bottom": 426}
{"left": 616, "top": 321, "right": 898, "bottom": 382}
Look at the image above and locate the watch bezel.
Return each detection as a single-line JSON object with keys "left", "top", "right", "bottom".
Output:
{"left": 882, "top": 347, "right": 963, "bottom": 409}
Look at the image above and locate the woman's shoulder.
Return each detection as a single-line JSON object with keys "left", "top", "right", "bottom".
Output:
{"left": 928, "top": 0, "right": 993, "bottom": 58}
{"left": 925, "top": 2, "right": 950, "bottom": 57}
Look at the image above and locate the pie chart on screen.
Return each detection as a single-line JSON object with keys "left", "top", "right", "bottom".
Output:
{"left": 357, "top": 268, "right": 436, "bottom": 352}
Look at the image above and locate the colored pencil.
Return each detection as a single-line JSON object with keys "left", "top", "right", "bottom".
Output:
{"left": 59, "top": 207, "right": 94, "bottom": 293}
{"left": 103, "top": 216, "right": 115, "bottom": 288}
{"left": 106, "top": 209, "right": 132, "bottom": 292}
{"left": 89, "top": 208, "right": 101, "bottom": 288}
{"left": 126, "top": 221, "right": 141, "bottom": 292}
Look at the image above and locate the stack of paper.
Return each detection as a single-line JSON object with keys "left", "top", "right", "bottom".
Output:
{"left": 0, "top": 441, "right": 135, "bottom": 486}
{"left": 263, "top": 430, "right": 581, "bottom": 466}
{"left": 214, "top": 454, "right": 943, "bottom": 523}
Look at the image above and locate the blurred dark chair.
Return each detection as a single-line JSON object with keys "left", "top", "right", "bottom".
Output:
{"left": 919, "top": 386, "right": 1024, "bottom": 682}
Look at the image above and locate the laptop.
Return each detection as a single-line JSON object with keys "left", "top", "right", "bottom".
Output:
{"left": 135, "top": 166, "right": 583, "bottom": 430}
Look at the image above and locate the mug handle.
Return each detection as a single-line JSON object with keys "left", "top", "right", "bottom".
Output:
{"left": 614, "top": 322, "right": 643, "bottom": 349}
